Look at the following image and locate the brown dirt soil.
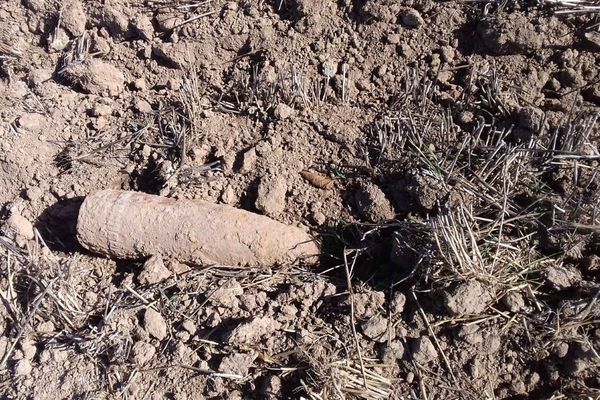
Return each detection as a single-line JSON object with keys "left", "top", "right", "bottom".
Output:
{"left": 1, "top": 0, "right": 599, "bottom": 399}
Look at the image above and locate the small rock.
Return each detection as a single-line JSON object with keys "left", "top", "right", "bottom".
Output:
{"left": 544, "top": 264, "right": 581, "bottom": 291}
{"left": 210, "top": 280, "right": 243, "bottom": 309}
{"left": 554, "top": 342, "right": 569, "bottom": 358}
{"left": 174, "top": 342, "right": 199, "bottom": 364}
{"left": 400, "top": 8, "right": 424, "bottom": 28}
{"left": 48, "top": 28, "right": 69, "bottom": 52}
{"left": 399, "top": 43, "right": 415, "bottom": 59}
{"left": 90, "top": 103, "right": 113, "bottom": 117}
{"left": 155, "top": 11, "right": 182, "bottom": 31}
{"left": 25, "top": 187, "right": 43, "bottom": 202}
{"left": 468, "top": 357, "right": 482, "bottom": 378}
{"left": 225, "top": 316, "right": 281, "bottom": 345}
{"left": 443, "top": 280, "right": 492, "bottom": 316}
{"left": 152, "top": 43, "right": 193, "bottom": 69}
{"left": 312, "top": 211, "right": 326, "bottom": 225}
{"left": 558, "top": 67, "right": 583, "bottom": 88}
{"left": 354, "top": 181, "right": 395, "bottom": 223}
{"left": 361, "top": 315, "right": 388, "bottom": 342}
{"left": 255, "top": 175, "right": 287, "bottom": 217}
{"left": 411, "top": 336, "right": 437, "bottom": 364}
{"left": 23, "top": 0, "right": 45, "bottom": 12}
{"left": 131, "top": 341, "right": 156, "bottom": 365}
{"left": 220, "top": 185, "right": 236, "bottom": 204}
{"left": 484, "top": 334, "right": 502, "bottom": 354}
{"left": 440, "top": 45, "right": 455, "bottom": 62}
{"left": 138, "top": 255, "right": 171, "bottom": 285}
{"left": 144, "top": 308, "right": 168, "bottom": 340}
{"left": 36, "top": 321, "right": 55, "bottom": 333}
{"left": 2, "top": 213, "right": 35, "bottom": 241}
{"left": 61, "top": 0, "right": 87, "bottom": 37}
{"left": 218, "top": 352, "right": 256, "bottom": 377}
{"left": 166, "top": 78, "right": 182, "bottom": 90}
{"left": 27, "top": 68, "right": 53, "bottom": 87}
{"left": 14, "top": 359, "right": 32, "bottom": 376}
{"left": 205, "top": 310, "right": 222, "bottom": 328}
{"left": 92, "top": 116, "right": 107, "bottom": 131}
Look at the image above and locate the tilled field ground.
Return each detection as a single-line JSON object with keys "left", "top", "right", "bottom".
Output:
{"left": 0, "top": 0, "right": 599, "bottom": 399}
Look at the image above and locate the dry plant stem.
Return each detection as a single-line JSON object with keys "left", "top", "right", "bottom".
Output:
{"left": 343, "top": 249, "right": 369, "bottom": 391}
{"left": 0, "top": 276, "right": 58, "bottom": 369}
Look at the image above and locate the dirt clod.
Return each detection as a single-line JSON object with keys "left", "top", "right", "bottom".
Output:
{"left": 361, "top": 314, "right": 388, "bottom": 342}
{"left": 218, "top": 352, "right": 257, "bottom": 377}
{"left": 2, "top": 213, "right": 34, "bottom": 242}
{"left": 143, "top": 308, "right": 168, "bottom": 340}
{"left": 411, "top": 336, "right": 438, "bottom": 364}
{"left": 61, "top": 0, "right": 87, "bottom": 37}
{"left": 400, "top": 8, "right": 424, "bottom": 28}
{"left": 443, "top": 280, "right": 492, "bottom": 316}
{"left": 503, "top": 291, "right": 526, "bottom": 312}
{"left": 225, "top": 316, "right": 281, "bottom": 346}
{"left": 131, "top": 341, "right": 156, "bottom": 365}
{"left": 13, "top": 359, "right": 32, "bottom": 376}
{"left": 544, "top": 264, "right": 581, "bottom": 291}
{"left": 138, "top": 255, "right": 171, "bottom": 285}
{"left": 478, "top": 13, "right": 542, "bottom": 55}
{"left": 60, "top": 59, "right": 125, "bottom": 96}
{"left": 352, "top": 291, "right": 385, "bottom": 319}
{"left": 354, "top": 182, "right": 395, "bottom": 222}
{"left": 255, "top": 175, "right": 287, "bottom": 217}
